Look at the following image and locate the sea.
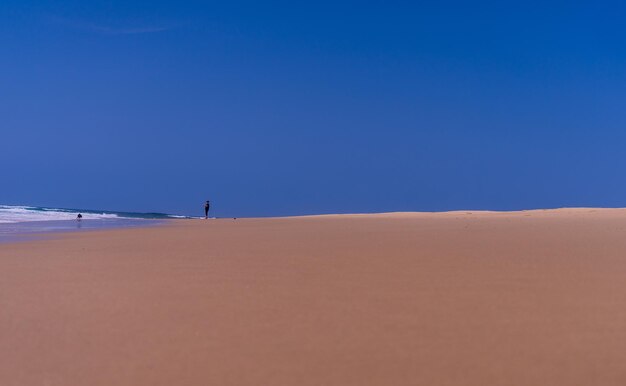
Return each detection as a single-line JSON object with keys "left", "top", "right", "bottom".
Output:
{"left": 0, "top": 205, "right": 192, "bottom": 243}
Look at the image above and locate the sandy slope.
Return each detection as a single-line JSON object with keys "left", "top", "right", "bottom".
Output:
{"left": 2, "top": 209, "right": 626, "bottom": 385}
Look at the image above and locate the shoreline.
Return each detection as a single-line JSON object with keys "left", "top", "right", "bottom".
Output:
{"left": 2, "top": 206, "right": 625, "bottom": 244}
{"left": 3, "top": 209, "right": 626, "bottom": 385}
{"left": 2, "top": 205, "right": 625, "bottom": 248}
{"left": 0, "top": 218, "right": 168, "bottom": 244}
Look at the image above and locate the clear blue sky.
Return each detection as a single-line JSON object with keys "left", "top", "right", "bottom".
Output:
{"left": 2, "top": 1, "right": 626, "bottom": 217}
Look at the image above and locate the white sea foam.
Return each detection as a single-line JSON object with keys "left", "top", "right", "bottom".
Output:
{"left": 0, "top": 205, "right": 121, "bottom": 223}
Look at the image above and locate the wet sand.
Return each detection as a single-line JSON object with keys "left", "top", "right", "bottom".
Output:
{"left": 2, "top": 209, "right": 626, "bottom": 385}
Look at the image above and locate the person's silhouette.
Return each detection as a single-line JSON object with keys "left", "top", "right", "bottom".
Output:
{"left": 204, "top": 201, "right": 210, "bottom": 219}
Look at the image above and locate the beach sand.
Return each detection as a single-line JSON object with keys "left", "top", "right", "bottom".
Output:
{"left": 2, "top": 209, "right": 626, "bottom": 385}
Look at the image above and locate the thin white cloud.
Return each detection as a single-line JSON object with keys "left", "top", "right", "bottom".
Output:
{"left": 48, "top": 15, "right": 175, "bottom": 35}
{"left": 86, "top": 24, "right": 171, "bottom": 35}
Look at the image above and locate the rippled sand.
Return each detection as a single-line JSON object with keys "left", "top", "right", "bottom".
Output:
{"left": 2, "top": 209, "right": 626, "bottom": 385}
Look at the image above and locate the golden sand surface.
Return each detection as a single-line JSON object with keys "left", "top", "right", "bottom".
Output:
{"left": 2, "top": 209, "right": 626, "bottom": 385}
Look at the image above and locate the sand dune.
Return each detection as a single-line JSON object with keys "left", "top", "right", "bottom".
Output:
{"left": 2, "top": 209, "right": 626, "bottom": 385}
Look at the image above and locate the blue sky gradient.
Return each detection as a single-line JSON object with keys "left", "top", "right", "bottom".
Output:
{"left": 2, "top": 1, "right": 626, "bottom": 217}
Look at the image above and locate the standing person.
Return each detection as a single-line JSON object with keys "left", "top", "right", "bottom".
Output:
{"left": 204, "top": 201, "right": 210, "bottom": 219}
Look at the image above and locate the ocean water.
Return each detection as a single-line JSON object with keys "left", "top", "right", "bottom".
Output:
{"left": 0, "top": 205, "right": 190, "bottom": 243}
